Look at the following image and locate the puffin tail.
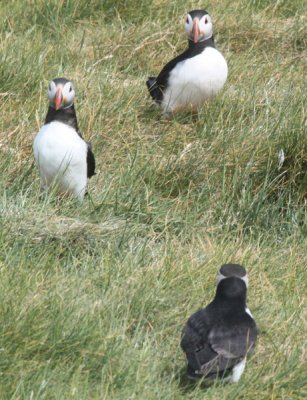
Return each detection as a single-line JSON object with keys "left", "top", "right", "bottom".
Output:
{"left": 146, "top": 77, "right": 162, "bottom": 103}
{"left": 146, "top": 77, "right": 157, "bottom": 90}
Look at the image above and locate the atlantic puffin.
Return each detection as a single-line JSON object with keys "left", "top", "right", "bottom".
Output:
{"left": 33, "top": 78, "right": 95, "bottom": 201}
{"left": 181, "top": 264, "right": 257, "bottom": 382}
{"left": 146, "top": 10, "right": 228, "bottom": 114}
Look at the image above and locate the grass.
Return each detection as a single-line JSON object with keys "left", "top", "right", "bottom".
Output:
{"left": 0, "top": 0, "right": 306, "bottom": 399}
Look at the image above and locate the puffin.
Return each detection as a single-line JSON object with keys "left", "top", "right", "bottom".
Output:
{"left": 181, "top": 264, "right": 257, "bottom": 382}
{"left": 33, "top": 78, "right": 95, "bottom": 201}
{"left": 146, "top": 9, "right": 228, "bottom": 114}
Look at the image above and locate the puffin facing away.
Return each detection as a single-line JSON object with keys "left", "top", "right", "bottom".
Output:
{"left": 33, "top": 78, "right": 95, "bottom": 201}
{"left": 146, "top": 10, "right": 228, "bottom": 114}
{"left": 181, "top": 264, "right": 257, "bottom": 382}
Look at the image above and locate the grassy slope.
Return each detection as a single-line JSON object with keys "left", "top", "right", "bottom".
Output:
{"left": 0, "top": 0, "right": 306, "bottom": 399}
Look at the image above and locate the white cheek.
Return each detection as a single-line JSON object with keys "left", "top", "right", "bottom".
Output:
{"left": 185, "top": 23, "right": 192, "bottom": 34}
{"left": 185, "top": 15, "right": 193, "bottom": 34}
{"left": 205, "top": 23, "right": 213, "bottom": 37}
{"left": 62, "top": 83, "right": 75, "bottom": 104}
{"left": 65, "top": 90, "right": 75, "bottom": 105}
{"left": 48, "top": 82, "right": 56, "bottom": 101}
{"left": 241, "top": 275, "right": 249, "bottom": 288}
{"left": 245, "top": 308, "right": 253, "bottom": 318}
{"left": 199, "top": 22, "right": 207, "bottom": 33}
{"left": 48, "top": 90, "right": 56, "bottom": 101}
{"left": 62, "top": 84, "right": 71, "bottom": 97}
{"left": 199, "top": 17, "right": 213, "bottom": 39}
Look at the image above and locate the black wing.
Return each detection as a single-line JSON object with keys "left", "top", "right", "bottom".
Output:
{"left": 86, "top": 144, "right": 96, "bottom": 178}
{"left": 209, "top": 317, "right": 257, "bottom": 359}
{"left": 181, "top": 309, "right": 257, "bottom": 378}
{"left": 146, "top": 49, "right": 190, "bottom": 103}
{"left": 181, "top": 308, "right": 210, "bottom": 352}
{"left": 146, "top": 76, "right": 163, "bottom": 103}
{"left": 181, "top": 307, "right": 216, "bottom": 373}
{"left": 197, "top": 316, "right": 258, "bottom": 377}
{"left": 78, "top": 129, "right": 96, "bottom": 179}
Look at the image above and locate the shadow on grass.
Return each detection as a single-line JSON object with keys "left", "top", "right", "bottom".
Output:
{"left": 138, "top": 104, "right": 203, "bottom": 126}
{"left": 176, "top": 366, "right": 214, "bottom": 394}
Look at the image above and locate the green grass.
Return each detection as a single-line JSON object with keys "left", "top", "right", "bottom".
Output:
{"left": 0, "top": 0, "right": 306, "bottom": 399}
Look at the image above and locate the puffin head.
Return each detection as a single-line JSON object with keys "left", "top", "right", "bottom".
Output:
{"left": 216, "top": 264, "right": 249, "bottom": 288}
{"left": 185, "top": 10, "right": 213, "bottom": 44}
{"left": 48, "top": 77, "right": 75, "bottom": 110}
{"left": 216, "top": 276, "right": 247, "bottom": 301}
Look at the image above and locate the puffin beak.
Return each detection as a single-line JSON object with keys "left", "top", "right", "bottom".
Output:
{"left": 55, "top": 87, "right": 62, "bottom": 110}
{"left": 193, "top": 19, "right": 199, "bottom": 43}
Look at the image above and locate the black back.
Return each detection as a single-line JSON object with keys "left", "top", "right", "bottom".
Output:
{"left": 146, "top": 36, "right": 215, "bottom": 103}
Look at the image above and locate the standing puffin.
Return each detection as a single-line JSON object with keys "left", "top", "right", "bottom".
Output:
{"left": 181, "top": 264, "right": 257, "bottom": 382}
{"left": 33, "top": 78, "right": 95, "bottom": 201}
{"left": 146, "top": 10, "right": 228, "bottom": 114}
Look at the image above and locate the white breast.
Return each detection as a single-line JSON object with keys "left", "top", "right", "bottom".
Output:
{"left": 162, "top": 47, "right": 228, "bottom": 113}
{"left": 33, "top": 121, "right": 88, "bottom": 200}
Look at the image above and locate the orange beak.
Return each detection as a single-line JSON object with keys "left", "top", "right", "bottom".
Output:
{"left": 55, "top": 87, "right": 62, "bottom": 110}
{"left": 193, "top": 19, "right": 199, "bottom": 43}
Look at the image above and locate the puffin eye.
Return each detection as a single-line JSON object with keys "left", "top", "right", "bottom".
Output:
{"left": 186, "top": 17, "right": 189, "bottom": 24}
{"left": 69, "top": 86, "right": 72, "bottom": 92}
{"left": 205, "top": 18, "right": 208, "bottom": 24}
